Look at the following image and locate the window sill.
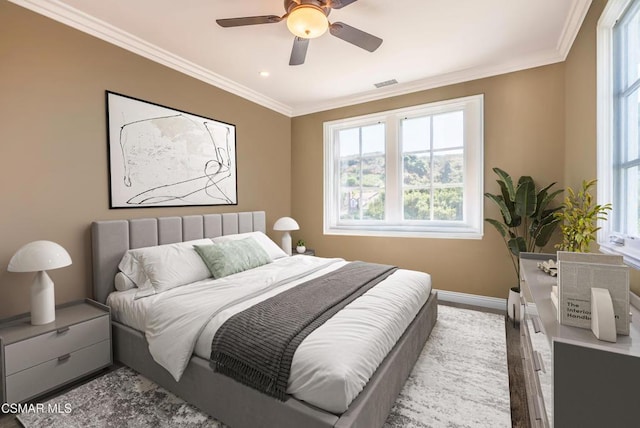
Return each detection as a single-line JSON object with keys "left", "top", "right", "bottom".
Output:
{"left": 324, "top": 226, "right": 483, "bottom": 240}
{"left": 599, "top": 242, "right": 640, "bottom": 270}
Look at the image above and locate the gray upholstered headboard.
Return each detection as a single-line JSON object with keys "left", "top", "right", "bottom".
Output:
{"left": 91, "top": 211, "right": 267, "bottom": 304}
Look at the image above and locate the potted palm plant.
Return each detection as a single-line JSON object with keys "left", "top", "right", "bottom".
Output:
{"left": 485, "top": 168, "right": 563, "bottom": 320}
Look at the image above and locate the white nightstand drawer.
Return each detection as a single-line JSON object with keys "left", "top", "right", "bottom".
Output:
{"left": 5, "top": 339, "right": 111, "bottom": 403}
{"left": 4, "top": 315, "right": 109, "bottom": 375}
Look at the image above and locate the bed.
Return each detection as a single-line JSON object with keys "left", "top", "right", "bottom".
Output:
{"left": 91, "top": 211, "right": 438, "bottom": 428}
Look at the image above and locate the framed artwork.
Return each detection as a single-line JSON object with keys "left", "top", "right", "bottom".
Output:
{"left": 106, "top": 91, "right": 237, "bottom": 208}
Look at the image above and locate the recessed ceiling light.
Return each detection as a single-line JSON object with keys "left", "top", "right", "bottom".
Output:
{"left": 259, "top": 71, "right": 270, "bottom": 77}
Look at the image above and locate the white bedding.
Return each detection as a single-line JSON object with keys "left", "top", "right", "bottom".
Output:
{"left": 107, "top": 255, "right": 432, "bottom": 414}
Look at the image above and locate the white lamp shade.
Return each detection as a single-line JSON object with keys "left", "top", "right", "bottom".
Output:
{"left": 8, "top": 240, "right": 72, "bottom": 273}
{"left": 286, "top": 5, "right": 328, "bottom": 39}
{"left": 273, "top": 217, "right": 300, "bottom": 231}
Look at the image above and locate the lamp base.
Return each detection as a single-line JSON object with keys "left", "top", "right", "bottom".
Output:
{"left": 31, "top": 271, "right": 56, "bottom": 325}
{"left": 281, "top": 232, "right": 293, "bottom": 256}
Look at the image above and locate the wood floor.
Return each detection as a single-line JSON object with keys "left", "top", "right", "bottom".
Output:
{"left": 1, "top": 303, "right": 529, "bottom": 428}
{"left": 506, "top": 316, "right": 530, "bottom": 427}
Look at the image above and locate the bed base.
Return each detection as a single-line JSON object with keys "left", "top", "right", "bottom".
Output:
{"left": 112, "top": 291, "right": 437, "bottom": 428}
{"left": 91, "top": 212, "right": 439, "bottom": 427}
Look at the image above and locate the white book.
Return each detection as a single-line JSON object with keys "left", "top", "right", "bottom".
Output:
{"left": 557, "top": 251, "right": 629, "bottom": 335}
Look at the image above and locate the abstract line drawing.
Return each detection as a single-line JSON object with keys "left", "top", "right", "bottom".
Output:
{"left": 106, "top": 91, "right": 237, "bottom": 208}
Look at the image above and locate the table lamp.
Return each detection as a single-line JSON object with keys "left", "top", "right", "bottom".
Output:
{"left": 8, "top": 240, "right": 72, "bottom": 325}
{"left": 273, "top": 217, "right": 300, "bottom": 256}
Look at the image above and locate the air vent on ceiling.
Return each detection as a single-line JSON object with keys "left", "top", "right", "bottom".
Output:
{"left": 374, "top": 79, "right": 398, "bottom": 89}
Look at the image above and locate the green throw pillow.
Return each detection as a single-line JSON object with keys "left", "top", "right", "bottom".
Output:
{"left": 194, "top": 237, "right": 271, "bottom": 279}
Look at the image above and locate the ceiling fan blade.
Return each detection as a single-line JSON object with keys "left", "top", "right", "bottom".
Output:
{"left": 289, "top": 37, "right": 309, "bottom": 66}
{"left": 328, "top": 0, "right": 359, "bottom": 9}
{"left": 329, "top": 22, "right": 382, "bottom": 52}
{"left": 216, "top": 15, "right": 282, "bottom": 28}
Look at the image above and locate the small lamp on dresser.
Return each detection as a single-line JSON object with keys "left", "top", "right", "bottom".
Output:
{"left": 7, "top": 240, "right": 72, "bottom": 325}
{"left": 273, "top": 217, "right": 300, "bottom": 256}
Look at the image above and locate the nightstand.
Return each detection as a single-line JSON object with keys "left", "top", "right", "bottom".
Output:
{"left": 0, "top": 299, "right": 111, "bottom": 403}
{"left": 293, "top": 249, "right": 315, "bottom": 256}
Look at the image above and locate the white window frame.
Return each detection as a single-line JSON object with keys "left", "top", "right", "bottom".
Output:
{"left": 597, "top": 0, "right": 640, "bottom": 268}
{"left": 323, "top": 94, "right": 484, "bottom": 239}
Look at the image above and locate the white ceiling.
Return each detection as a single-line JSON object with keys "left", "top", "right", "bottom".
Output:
{"left": 11, "top": 0, "right": 592, "bottom": 116}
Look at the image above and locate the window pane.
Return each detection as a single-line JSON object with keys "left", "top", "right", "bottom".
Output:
{"left": 433, "top": 149, "right": 463, "bottom": 185}
{"left": 433, "top": 111, "right": 464, "bottom": 150}
{"left": 622, "top": 166, "right": 640, "bottom": 236}
{"left": 433, "top": 187, "right": 463, "bottom": 221}
{"left": 362, "top": 155, "right": 385, "bottom": 187}
{"left": 403, "top": 189, "right": 430, "bottom": 220}
{"left": 362, "top": 123, "right": 385, "bottom": 155}
{"left": 402, "top": 117, "right": 430, "bottom": 153}
{"left": 338, "top": 123, "right": 386, "bottom": 221}
{"left": 624, "top": 8, "right": 640, "bottom": 87}
{"left": 340, "top": 189, "right": 385, "bottom": 220}
{"left": 339, "top": 128, "right": 359, "bottom": 157}
{"left": 363, "top": 190, "right": 385, "bottom": 220}
{"left": 340, "top": 189, "right": 361, "bottom": 220}
{"left": 624, "top": 88, "right": 640, "bottom": 161}
{"left": 403, "top": 153, "right": 431, "bottom": 186}
{"left": 340, "top": 159, "right": 358, "bottom": 186}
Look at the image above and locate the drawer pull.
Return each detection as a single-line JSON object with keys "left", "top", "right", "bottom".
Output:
{"left": 56, "top": 327, "right": 70, "bottom": 335}
{"left": 533, "top": 350, "right": 546, "bottom": 373}
{"left": 57, "top": 354, "right": 71, "bottom": 362}
{"left": 531, "top": 316, "right": 542, "bottom": 333}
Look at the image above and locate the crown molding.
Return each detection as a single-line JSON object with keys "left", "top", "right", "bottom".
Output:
{"left": 8, "top": 0, "right": 293, "bottom": 117}
{"left": 292, "top": 0, "right": 592, "bottom": 116}
{"left": 11, "top": 0, "right": 591, "bottom": 119}
{"left": 556, "top": 0, "right": 593, "bottom": 59}
{"left": 291, "top": 49, "right": 566, "bottom": 116}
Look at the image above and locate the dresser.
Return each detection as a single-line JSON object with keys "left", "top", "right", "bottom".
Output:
{"left": 520, "top": 253, "right": 640, "bottom": 427}
{"left": 0, "top": 299, "right": 111, "bottom": 403}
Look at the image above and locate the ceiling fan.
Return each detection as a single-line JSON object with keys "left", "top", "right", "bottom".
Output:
{"left": 216, "top": 0, "right": 383, "bottom": 66}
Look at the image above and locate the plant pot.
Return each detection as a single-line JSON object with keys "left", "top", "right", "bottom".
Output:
{"left": 296, "top": 246, "right": 306, "bottom": 254}
{"left": 507, "top": 287, "right": 521, "bottom": 322}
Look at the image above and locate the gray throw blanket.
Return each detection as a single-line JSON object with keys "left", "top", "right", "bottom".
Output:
{"left": 210, "top": 261, "right": 397, "bottom": 400}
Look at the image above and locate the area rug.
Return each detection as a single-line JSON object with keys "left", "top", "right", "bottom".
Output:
{"left": 17, "top": 305, "right": 510, "bottom": 428}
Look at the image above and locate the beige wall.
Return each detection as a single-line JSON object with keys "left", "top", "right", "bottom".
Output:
{"left": 2, "top": 0, "right": 634, "bottom": 316}
{"left": 564, "top": 0, "right": 606, "bottom": 190}
{"left": 564, "top": 0, "right": 640, "bottom": 294}
{"left": 291, "top": 65, "right": 566, "bottom": 299}
{"left": 0, "top": 2, "right": 291, "bottom": 318}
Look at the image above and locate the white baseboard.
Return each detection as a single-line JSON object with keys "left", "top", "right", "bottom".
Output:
{"left": 630, "top": 291, "right": 640, "bottom": 311}
{"left": 436, "top": 289, "right": 506, "bottom": 312}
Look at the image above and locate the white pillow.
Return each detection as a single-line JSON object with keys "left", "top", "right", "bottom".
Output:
{"left": 118, "top": 239, "right": 213, "bottom": 298}
{"left": 118, "top": 250, "right": 150, "bottom": 289}
{"left": 137, "top": 238, "right": 213, "bottom": 294}
{"left": 212, "top": 231, "right": 287, "bottom": 260}
{"left": 114, "top": 272, "right": 136, "bottom": 291}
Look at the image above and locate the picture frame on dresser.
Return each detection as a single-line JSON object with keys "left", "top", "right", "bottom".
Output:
{"left": 0, "top": 299, "right": 112, "bottom": 404}
{"left": 519, "top": 253, "right": 640, "bottom": 428}
{"left": 106, "top": 91, "right": 238, "bottom": 209}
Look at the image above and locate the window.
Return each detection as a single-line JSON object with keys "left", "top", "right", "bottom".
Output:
{"left": 323, "top": 95, "right": 484, "bottom": 238}
{"left": 598, "top": 0, "right": 640, "bottom": 267}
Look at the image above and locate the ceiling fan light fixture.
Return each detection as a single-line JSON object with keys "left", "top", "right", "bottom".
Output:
{"left": 286, "top": 5, "right": 328, "bottom": 39}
